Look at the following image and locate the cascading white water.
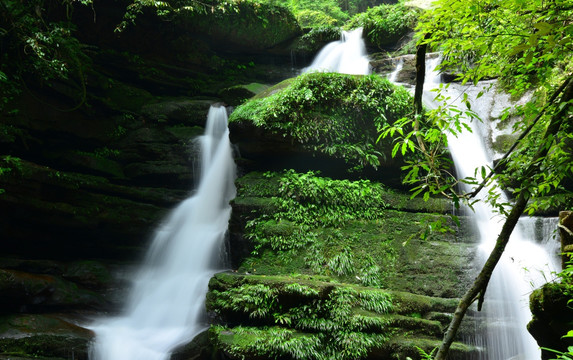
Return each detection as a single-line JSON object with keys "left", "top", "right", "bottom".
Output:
{"left": 89, "top": 105, "right": 236, "bottom": 360}
{"left": 304, "top": 27, "right": 371, "bottom": 75}
{"left": 422, "top": 58, "right": 559, "bottom": 359}
{"left": 387, "top": 58, "right": 404, "bottom": 83}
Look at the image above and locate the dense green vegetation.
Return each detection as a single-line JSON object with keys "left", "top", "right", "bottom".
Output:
{"left": 0, "top": 0, "right": 92, "bottom": 112}
{"left": 230, "top": 72, "right": 413, "bottom": 170}
{"left": 238, "top": 170, "right": 396, "bottom": 286}
{"left": 346, "top": 3, "right": 420, "bottom": 49}
{"left": 390, "top": 0, "right": 573, "bottom": 213}
{"left": 232, "top": 170, "right": 466, "bottom": 296}
{"left": 208, "top": 274, "right": 394, "bottom": 360}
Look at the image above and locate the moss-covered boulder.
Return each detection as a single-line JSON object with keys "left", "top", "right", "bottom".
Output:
{"left": 0, "top": 333, "right": 90, "bottom": 360}
{"left": 346, "top": 4, "right": 421, "bottom": 50}
{"left": 529, "top": 282, "right": 573, "bottom": 359}
{"left": 291, "top": 26, "right": 341, "bottom": 58}
{"left": 219, "top": 83, "right": 270, "bottom": 106}
{"left": 229, "top": 171, "right": 474, "bottom": 294}
{"left": 229, "top": 72, "right": 414, "bottom": 184}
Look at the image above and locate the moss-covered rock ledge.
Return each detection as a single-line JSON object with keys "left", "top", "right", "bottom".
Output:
{"left": 228, "top": 171, "right": 475, "bottom": 297}
{"left": 206, "top": 273, "right": 479, "bottom": 360}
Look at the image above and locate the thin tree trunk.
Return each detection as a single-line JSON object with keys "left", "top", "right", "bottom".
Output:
{"left": 434, "top": 76, "right": 573, "bottom": 360}
{"left": 413, "top": 34, "right": 429, "bottom": 153}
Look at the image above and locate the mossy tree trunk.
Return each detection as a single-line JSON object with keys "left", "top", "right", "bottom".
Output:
{"left": 413, "top": 34, "right": 429, "bottom": 153}
{"left": 560, "top": 211, "right": 573, "bottom": 268}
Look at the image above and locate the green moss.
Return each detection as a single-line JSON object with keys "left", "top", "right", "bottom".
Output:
{"left": 98, "top": 79, "right": 155, "bottom": 112}
{"left": 346, "top": 4, "right": 421, "bottom": 49}
{"left": 207, "top": 273, "right": 477, "bottom": 359}
{"left": 230, "top": 72, "right": 413, "bottom": 169}
{"left": 251, "top": 78, "right": 297, "bottom": 100}
{"left": 208, "top": 275, "right": 393, "bottom": 360}
{"left": 384, "top": 314, "right": 442, "bottom": 337}
{"left": 492, "top": 133, "right": 518, "bottom": 154}
{"left": 292, "top": 26, "right": 340, "bottom": 54}
{"left": 380, "top": 336, "right": 480, "bottom": 359}
{"left": 232, "top": 171, "right": 472, "bottom": 295}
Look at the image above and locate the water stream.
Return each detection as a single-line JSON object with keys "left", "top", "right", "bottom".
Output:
{"left": 303, "top": 27, "right": 370, "bottom": 75}
{"left": 89, "top": 105, "right": 236, "bottom": 360}
{"left": 422, "top": 58, "right": 559, "bottom": 359}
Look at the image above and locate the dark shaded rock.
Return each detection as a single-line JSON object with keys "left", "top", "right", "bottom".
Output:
{"left": 140, "top": 99, "right": 216, "bottom": 126}
{"left": 0, "top": 333, "right": 90, "bottom": 360}
{"left": 63, "top": 261, "right": 113, "bottom": 290}
{"left": 0, "top": 314, "right": 93, "bottom": 339}
{"left": 529, "top": 282, "right": 573, "bottom": 359}
{"left": 58, "top": 151, "right": 126, "bottom": 180}
{"left": 0, "top": 157, "right": 184, "bottom": 260}
{"left": 171, "top": 330, "right": 220, "bottom": 360}
{"left": 371, "top": 54, "right": 417, "bottom": 85}
{"left": 91, "top": 77, "right": 156, "bottom": 113}
{"left": 0, "top": 269, "right": 105, "bottom": 313}
{"left": 72, "top": 0, "right": 302, "bottom": 89}
{"left": 171, "top": 3, "right": 301, "bottom": 56}
{"left": 219, "top": 84, "right": 270, "bottom": 106}
{"left": 368, "top": 54, "right": 396, "bottom": 75}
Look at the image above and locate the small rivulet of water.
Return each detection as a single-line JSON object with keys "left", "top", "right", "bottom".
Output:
{"left": 304, "top": 27, "right": 371, "bottom": 75}
{"left": 387, "top": 58, "right": 404, "bottom": 83}
{"left": 420, "top": 58, "right": 559, "bottom": 359}
{"left": 89, "top": 105, "right": 236, "bottom": 360}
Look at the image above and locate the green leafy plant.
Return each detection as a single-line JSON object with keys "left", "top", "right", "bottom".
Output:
{"left": 542, "top": 345, "right": 573, "bottom": 360}
{"left": 243, "top": 170, "right": 397, "bottom": 286}
{"left": 1, "top": 0, "right": 92, "bottom": 112}
{"left": 210, "top": 280, "right": 393, "bottom": 360}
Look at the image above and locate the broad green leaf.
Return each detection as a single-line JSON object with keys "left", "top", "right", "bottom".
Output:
{"left": 533, "top": 21, "right": 553, "bottom": 36}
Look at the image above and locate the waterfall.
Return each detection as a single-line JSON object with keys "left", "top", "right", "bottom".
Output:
{"left": 421, "top": 58, "right": 559, "bottom": 359}
{"left": 304, "top": 27, "right": 371, "bottom": 75}
{"left": 89, "top": 105, "right": 236, "bottom": 360}
{"left": 387, "top": 58, "right": 404, "bottom": 83}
